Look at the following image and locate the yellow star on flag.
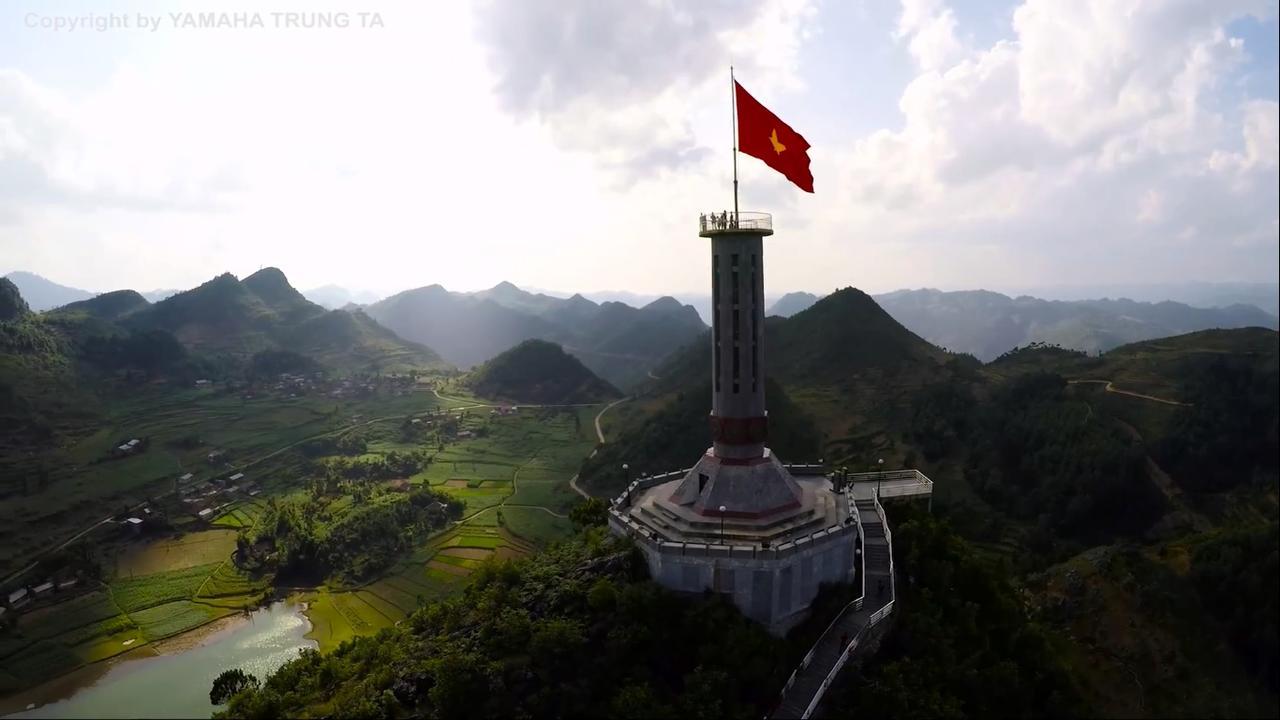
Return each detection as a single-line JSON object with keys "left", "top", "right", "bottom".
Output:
{"left": 769, "top": 128, "right": 787, "bottom": 155}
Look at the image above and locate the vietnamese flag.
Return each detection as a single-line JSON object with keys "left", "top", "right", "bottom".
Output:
{"left": 735, "top": 80, "right": 813, "bottom": 193}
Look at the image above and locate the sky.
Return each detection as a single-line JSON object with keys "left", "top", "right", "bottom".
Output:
{"left": 0, "top": 0, "right": 1277, "bottom": 299}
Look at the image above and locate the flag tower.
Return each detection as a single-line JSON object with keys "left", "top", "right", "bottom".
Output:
{"left": 607, "top": 73, "right": 857, "bottom": 633}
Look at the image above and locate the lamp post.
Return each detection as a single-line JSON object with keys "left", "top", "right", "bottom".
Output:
{"left": 876, "top": 458, "right": 884, "bottom": 500}
{"left": 622, "top": 463, "right": 630, "bottom": 506}
{"left": 719, "top": 504, "right": 727, "bottom": 544}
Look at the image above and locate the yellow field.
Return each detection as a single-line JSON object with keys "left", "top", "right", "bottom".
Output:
{"left": 112, "top": 530, "right": 238, "bottom": 577}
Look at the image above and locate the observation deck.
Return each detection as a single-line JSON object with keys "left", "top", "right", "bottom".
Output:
{"left": 699, "top": 211, "right": 773, "bottom": 237}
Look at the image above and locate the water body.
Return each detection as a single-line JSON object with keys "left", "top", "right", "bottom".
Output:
{"left": 8, "top": 602, "right": 314, "bottom": 719}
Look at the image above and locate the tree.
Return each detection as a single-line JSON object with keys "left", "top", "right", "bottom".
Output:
{"left": 570, "top": 497, "right": 608, "bottom": 531}
{"left": 210, "top": 668, "right": 259, "bottom": 705}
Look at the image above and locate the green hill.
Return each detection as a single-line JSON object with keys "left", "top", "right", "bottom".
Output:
{"left": 288, "top": 308, "right": 445, "bottom": 372}
{"left": 465, "top": 339, "right": 620, "bottom": 404}
{"left": 0, "top": 278, "right": 31, "bottom": 322}
{"left": 579, "top": 377, "right": 820, "bottom": 494}
{"left": 0, "top": 281, "right": 96, "bottom": 468}
{"left": 42, "top": 291, "right": 153, "bottom": 343}
{"left": 52, "top": 290, "right": 150, "bottom": 321}
{"left": 766, "top": 291, "right": 820, "bottom": 317}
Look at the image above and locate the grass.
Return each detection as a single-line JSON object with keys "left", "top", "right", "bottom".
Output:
{"left": 69, "top": 626, "right": 146, "bottom": 665}
{"left": 501, "top": 507, "right": 573, "bottom": 546}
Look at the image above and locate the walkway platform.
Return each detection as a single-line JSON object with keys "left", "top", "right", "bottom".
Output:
{"left": 846, "top": 469, "right": 933, "bottom": 501}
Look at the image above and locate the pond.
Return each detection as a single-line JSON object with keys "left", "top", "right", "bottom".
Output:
{"left": 6, "top": 601, "right": 314, "bottom": 719}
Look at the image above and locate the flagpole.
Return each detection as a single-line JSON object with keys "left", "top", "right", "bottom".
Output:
{"left": 731, "top": 65, "right": 739, "bottom": 222}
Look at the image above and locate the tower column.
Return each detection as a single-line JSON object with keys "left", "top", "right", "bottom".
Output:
{"left": 709, "top": 230, "right": 768, "bottom": 460}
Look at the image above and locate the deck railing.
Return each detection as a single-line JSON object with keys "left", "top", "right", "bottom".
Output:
{"left": 699, "top": 211, "right": 773, "bottom": 235}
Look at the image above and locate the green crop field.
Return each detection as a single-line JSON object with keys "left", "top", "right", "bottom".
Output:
{"left": 198, "top": 563, "right": 267, "bottom": 600}
{"left": 17, "top": 592, "right": 121, "bottom": 640}
{"left": 109, "top": 563, "right": 221, "bottom": 613}
{"left": 131, "top": 600, "right": 231, "bottom": 641}
{"left": 302, "top": 590, "right": 398, "bottom": 653}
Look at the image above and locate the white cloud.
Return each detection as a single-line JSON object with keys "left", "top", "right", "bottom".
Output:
{"left": 809, "top": 0, "right": 1280, "bottom": 290}
{"left": 473, "top": 0, "right": 816, "bottom": 180}
{"left": 1210, "top": 99, "right": 1280, "bottom": 172}
{"left": 896, "top": 0, "right": 965, "bottom": 71}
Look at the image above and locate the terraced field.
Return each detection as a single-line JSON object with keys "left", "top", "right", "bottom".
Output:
{"left": 0, "top": 558, "right": 267, "bottom": 695}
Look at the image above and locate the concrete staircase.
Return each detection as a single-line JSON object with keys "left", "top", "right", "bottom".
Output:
{"left": 770, "top": 497, "right": 896, "bottom": 719}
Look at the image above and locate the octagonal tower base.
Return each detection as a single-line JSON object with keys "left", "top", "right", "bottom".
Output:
{"left": 609, "top": 450, "right": 858, "bottom": 635}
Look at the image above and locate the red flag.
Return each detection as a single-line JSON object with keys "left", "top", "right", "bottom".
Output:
{"left": 735, "top": 81, "right": 813, "bottom": 193}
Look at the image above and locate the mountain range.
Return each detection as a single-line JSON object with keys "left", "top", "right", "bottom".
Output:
{"left": 762, "top": 287, "right": 1278, "bottom": 361}
{"left": 9, "top": 269, "right": 1279, "bottom": 377}
{"left": 874, "top": 288, "right": 1278, "bottom": 361}
{"left": 364, "top": 281, "right": 706, "bottom": 389}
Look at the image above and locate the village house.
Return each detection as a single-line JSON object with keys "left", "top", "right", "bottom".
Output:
{"left": 32, "top": 581, "right": 54, "bottom": 597}
{"left": 7, "top": 588, "right": 28, "bottom": 608}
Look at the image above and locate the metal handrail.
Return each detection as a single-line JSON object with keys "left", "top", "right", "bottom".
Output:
{"left": 699, "top": 211, "right": 772, "bottom": 234}
{"left": 781, "top": 491, "right": 898, "bottom": 719}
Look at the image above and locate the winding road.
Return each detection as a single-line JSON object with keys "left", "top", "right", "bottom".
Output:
{"left": 569, "top": 396, "right": 632, "bottom": 499}
{"left": 1067, "top": 379, "right": 1191, "bottom": 407}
